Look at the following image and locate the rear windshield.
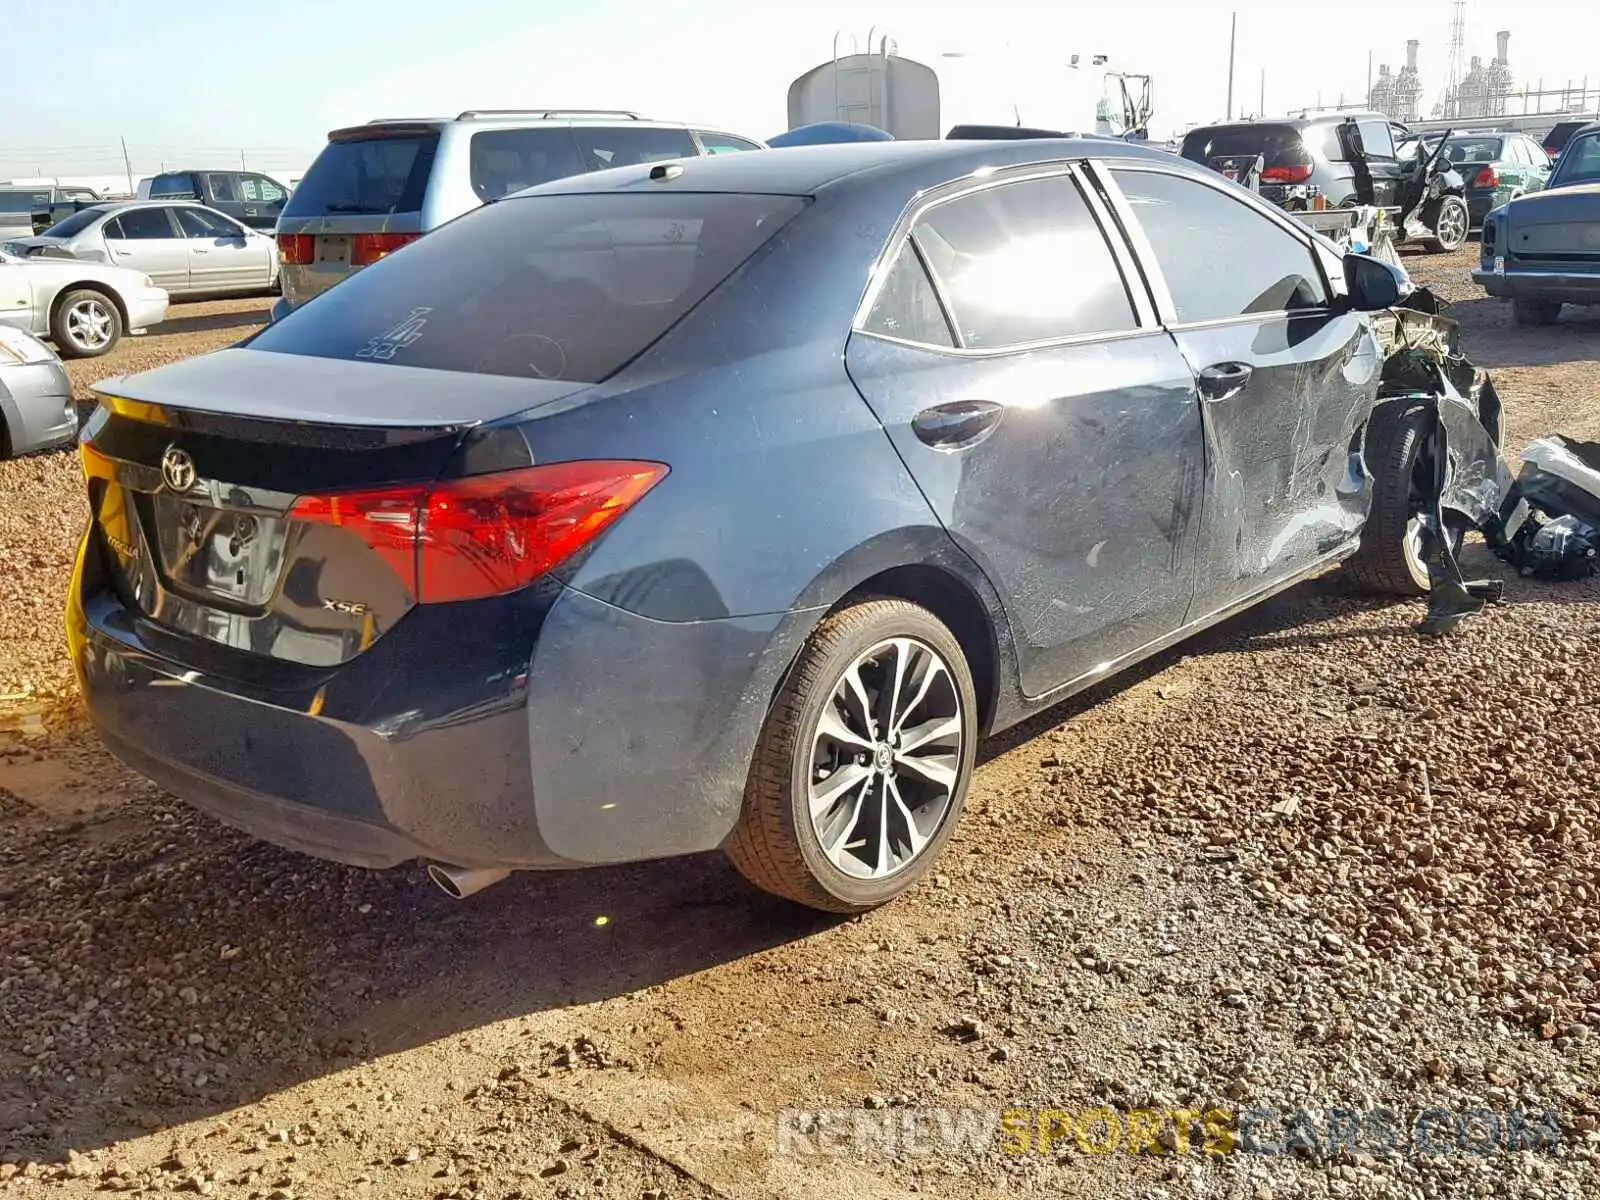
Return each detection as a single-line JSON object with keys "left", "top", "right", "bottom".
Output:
{"left": 149, "top": 175, "right": 198, "bottom": 198}
{"left": 284, "top": 132, "right": 440, "bottom": 217}
{"left": 1180, "top": 124, "right": 1312, "bottom": 168}
{"left": 43, "top": 207, "right": 109, "bottom": 238}
{"left": 249, "top": 191, "right": 807, "bottom": 383}
{"left": 0, "top": 191, "right": 48, "bottom": 214}
{"left": 469, "top": 126, "right": 700, "bottom": 201}
{"left": 1443, "top": 137, "right": 1504, "bottom": 165}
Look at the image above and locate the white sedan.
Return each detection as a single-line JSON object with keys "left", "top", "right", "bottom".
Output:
{"left": 0, "top": 251, "right": 169, "bottom": 358}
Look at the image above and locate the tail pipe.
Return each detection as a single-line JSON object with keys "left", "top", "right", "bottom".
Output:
{"left": 427, "top": 863, "right": 511, "bottom": 900}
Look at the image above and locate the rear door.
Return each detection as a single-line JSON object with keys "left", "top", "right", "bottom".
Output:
{"left": 845, "top": 165, "right": 1205, "bottom": 698}
{"left": 176, "top": 206, "right": 271, "bottom": 290}
{"left": 1101, "top": 164, "right": 1380, "bottom": 618}
{"left": 104, "top": 207, "right": 190, "bottom": 291}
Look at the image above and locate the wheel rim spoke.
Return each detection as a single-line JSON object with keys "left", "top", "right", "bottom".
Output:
{"left": 805, "top": 633, "right": 965, "bottom": 881}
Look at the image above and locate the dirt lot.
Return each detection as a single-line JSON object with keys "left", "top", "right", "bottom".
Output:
{"left": 2, "top": 256, "right": 1599, "bottom": 1200}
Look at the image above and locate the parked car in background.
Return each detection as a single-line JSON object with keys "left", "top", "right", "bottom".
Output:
{"left": 0, "top": 248, "right": 167, "bottom": 357}
{"left": 0, "top": 184, "right": 102, "bottom": 240}
{"left": 1179, "top": 113, "right": 1408, "bottom": 211}
{"left": 1435, "top": 132, "right": 1551, "bottom": 226}
{"left": 0, "top": 324, "right": 75, "bottom": 456}
{"left": 7, "top": 201, "right": 278, "bottom": 297}
{"left": 271, "top": 108, "right": 764, "bottom": 317}
{"left": 1543, "top": 119, "right": 1596, "bottom": 163}
{"left": 71, "top": 139, "right": 1423, "bottom": 913}
{"left": 145, "top": 170, "right": 291, "bottom": 232}
{"left": 1475, "top": 121, "right": 1600, "bottom": 325}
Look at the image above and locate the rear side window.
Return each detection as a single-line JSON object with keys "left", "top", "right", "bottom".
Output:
{"left": 149, "top": 175, "right": 197, "bottom": 198}
{"left": 1114, "top": 169, "right": 1327, "bottom": 323}
{"left": 206, "top": 174, "right": 239, "bottom": 202}
{"left": 911, "top": 174, "right": 1136, "bottom": 349}
{"left": 109, "top": 208, "right": 178, "bottom": 239}
{"left": 249, "top": 192, "right": 807, "bottom": 383}
{"left": 862, "top": 244, "right": 954, "bottom": 347}
{"left": 574, "top": 127, "right": 698, "bottom": 170}
{"left": 697, "top": 131, "right": 762, "bottom": 155}
{"left": 469, "top": 129, "right": 586, "bottom": 200}
{"left": 1355, "top": 119, "right": 1395, "bottom": 159}
{"left": 284, "top": 133, "right": 439, "bottom": 217}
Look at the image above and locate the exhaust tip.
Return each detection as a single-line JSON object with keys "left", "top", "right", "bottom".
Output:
{"left": 427, "top": 863, "right": 511, "bottom": 900}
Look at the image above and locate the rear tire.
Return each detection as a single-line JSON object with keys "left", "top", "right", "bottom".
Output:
{"left": 1512, "top": 298, "right": 1562, "bottom": 327}
{"left": 1346, "top": 400, "right": 1463, "bottom": 596}
{"left": 725, "top": 599, "right": 977, "bottom": 913}
{"left": 50, "top": 288, "right": 122, "bottom": 358}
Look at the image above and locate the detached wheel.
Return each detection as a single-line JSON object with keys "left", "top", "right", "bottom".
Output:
{"left": 51, "top": 288, "right": 122, "bottom": 358}
{"left": 1346, "top": 400, "right": 1465, "bottom": 596}
{"left": 1513, "top": 298, "right": 1562, "bottom": 326}
{"left": 1429, "top": 196, "right": 1469, "bottom": 252}
{"left": 726, "top": 599, "right": 977, "bottom": 913}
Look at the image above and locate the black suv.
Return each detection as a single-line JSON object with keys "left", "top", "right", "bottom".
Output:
{"left": 1180, "top": 112, "right": 1408, "bottom": 211}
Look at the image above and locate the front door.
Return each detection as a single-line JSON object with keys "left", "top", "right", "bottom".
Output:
{"left": 176, "top": 207, "right": 270, "bottom": 290}
{"left": 844, "top": 167, "right": 1205, "bottom": 698}
{"left": 0, "top": 264, "right": 34, "bottom": 332}
{"left": 239, "top": 174, "right": 289, "bottom": 230}
{"left": 1104, "top": 164, "right": 1383, "bottom": 620}
{"left": 103, "top": 207, "right": 189, "bottom": 292}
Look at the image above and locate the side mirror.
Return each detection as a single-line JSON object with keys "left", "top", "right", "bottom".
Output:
{"left": 1342, "top": 252, "right": 1406, "bottom": 312}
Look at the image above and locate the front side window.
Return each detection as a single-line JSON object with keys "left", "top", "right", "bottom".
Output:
{"left": 1113, "top": 169, "right": 1327, "bottom": 324}
{"left": 469, "top": 129, "right": 586, "bottom": 201}
{"left": 109, "top": 208, "right": 179, "bottom": 240}
{"left": 177, "top": 208, "right": 244, "bottom": 238}
{"left": 911, "top": 174, "right": 1137, "bottom": 349}
{"left": 861, "top": 243, "right": 954, "bottom": 347}
{"left": 242, "top": 175, "right": 287, "bottom": 205}
{"left": 697, "top": 131, "right": 762, "bottom": 155}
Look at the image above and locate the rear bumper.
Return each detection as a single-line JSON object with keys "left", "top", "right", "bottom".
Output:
{"left": 1472, "top": 265, "right": 1600, "bottom": 304}
{"left": 69, "top": 533, "right": 808, "bottom": 872}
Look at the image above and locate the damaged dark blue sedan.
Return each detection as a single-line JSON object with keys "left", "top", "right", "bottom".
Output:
{"left": 69, "top": 140, "right": 1440, "bottom": 912}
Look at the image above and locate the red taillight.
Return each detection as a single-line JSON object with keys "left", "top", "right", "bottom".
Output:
{"left": 1472, "top": 165, "right": 1500, "bottom": 188}
{"left": 277, "top": 233, "right": 314, "bottom": 265}
{"left": 1261, "top": 162, "right": 1313, "bottom": 184}
{"left": 349, "top": 232, "right": 420, "bottom": 266}
{"left": 289, "top": 461, "right": 668, "bottom": 603}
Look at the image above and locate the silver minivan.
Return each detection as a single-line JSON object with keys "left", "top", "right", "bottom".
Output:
{"left": 271, "top": 109, "right": 764, "bottom": 318}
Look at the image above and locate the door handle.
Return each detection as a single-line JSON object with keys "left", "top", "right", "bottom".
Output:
{"left": 1197, "top": 362, "right": 1253, "bottom": 403}
{"left": 911, "top": 400, "right": 1005, "bottom": 450}
{"left": 192, "top": 248, "right": 209, "bottom": 254}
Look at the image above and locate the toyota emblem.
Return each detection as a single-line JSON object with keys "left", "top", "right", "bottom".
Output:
{"left": 161, "top": 446, "right": 197, "bottom": 492}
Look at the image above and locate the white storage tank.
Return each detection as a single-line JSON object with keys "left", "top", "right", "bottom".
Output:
{"left": 787, "top": 34, "right": 940, "bottom": 140}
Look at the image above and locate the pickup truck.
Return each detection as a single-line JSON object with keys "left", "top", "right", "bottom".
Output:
{"left": 141, "top": 170, "right": 290, "bottom": 231}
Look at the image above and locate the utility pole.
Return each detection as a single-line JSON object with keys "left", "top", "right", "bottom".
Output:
{"left": 1260, "top": 68, "right": 1266, "bottom": 118}
{"left": 1367, "top": 50, "right": 1373, "bottom": 105}
{"left": 1226, "top": 12, "right": 1237, "bottom": 120}
{"left": 120, "top": 136, "right": 134, "bottom": 196}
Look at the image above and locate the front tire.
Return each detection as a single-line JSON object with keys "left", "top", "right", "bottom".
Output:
{"left": 1513, "top": 298, "right": 1562, "bottom": 326}
{"left": 726, "top": 599, "right": 977, "bottom": 913}
{"left": 50, "top": 288, "right": 122, "bottom": 358}
{"left": 1346, "top": 400, "right": 1465, "bottom": 596}
{"left": 1429, "top": 196, "right": 1469, "bottom": 252}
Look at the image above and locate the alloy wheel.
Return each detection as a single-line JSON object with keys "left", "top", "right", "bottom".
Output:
{"left": 806, "top": 636, "right": 964, "bottom": 880}
{"left": 1435, "top": 199, "right": 1468, "bottom": 250}
{"left": 66, "top": 299, "right": 114, "bottom": 351}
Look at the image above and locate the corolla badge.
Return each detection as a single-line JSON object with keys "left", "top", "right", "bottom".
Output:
{"left": 161, "top": 446, "right": 197, "bottom": 492}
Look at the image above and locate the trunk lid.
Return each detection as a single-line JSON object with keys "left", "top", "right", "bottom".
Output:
{"left": 82, "top": 349, "right": 589, "bottom": 668}
{"left": 1503, "top": 183, "right": 1600, "bottom": 261}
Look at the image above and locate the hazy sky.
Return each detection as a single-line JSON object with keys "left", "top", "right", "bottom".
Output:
{"left": 2, "top": 0, "right": 1595, "bottom": 178}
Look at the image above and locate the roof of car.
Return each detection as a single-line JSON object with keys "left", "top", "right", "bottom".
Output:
{"left": 509, "top": 137, "right": 1183, "bottom": 199}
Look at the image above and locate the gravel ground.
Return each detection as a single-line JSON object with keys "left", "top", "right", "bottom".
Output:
{"left": 2, "top": 250, "right": 1599, "bottom": 1200}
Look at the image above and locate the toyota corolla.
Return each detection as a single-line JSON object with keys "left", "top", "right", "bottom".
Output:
{"left": 70, "top": 140, "right": 1421, "bottom": 912}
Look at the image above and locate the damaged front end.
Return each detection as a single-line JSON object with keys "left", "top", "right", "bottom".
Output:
{"left": 1369, "top": 296, "right": 1513, "bottom": 633}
